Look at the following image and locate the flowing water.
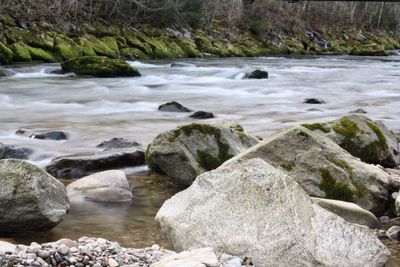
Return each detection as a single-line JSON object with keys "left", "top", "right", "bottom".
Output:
{"left": 1, "top": 55, "right": 400, "bottom": 254}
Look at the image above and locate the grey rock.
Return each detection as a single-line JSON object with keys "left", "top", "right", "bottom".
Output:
{"left": 0, "top": 142, "right": 32, "bottom": 160}
{"left": 302, "top": 114, "right": 400, "bottom": 167}
{"left": 156, "top": 159, "right": 390, "bottom": 267}
{"left": 45, "top": 148, "right": 145, "bottom": 179}
{"left": 151, "top": 247, "right": 218, "bottom": 267}
{"left": 57, "top": 244, "right": 70, "bottom": 255}
{"left": 189, "top": 111, "right": 214, "bottom": 119}
{"left": 16, "top": 128, "right": 68, "bottom": 141}
{"left": 97, "top": 138, "right": 141, "bottom": 150}
{"left": 146, "top": 122, "right": 258, "bottom": 186}
{"left": 311, "top": 197, "right": 379, "bottom": 228}
{"left": 158, "top": 101, "right": 192, "bottom": 113}
{"left": 386, "top": 226, "right": 400, "bottom": 241}
{"left": 386, "top": 168, "right": 400, "bottom": 192}
{"left": 0, "top": 241, "right": 16, "bottom": 254}
{"left": 67, "top": 170, "right": 133, "bottom": 202}
{"left": 56, "top": 238, "right": 78, "bottom": 248}
{"left": 303, "top": 98, "right": 325, "bottom": 104}
{"left": 0, "top": 159, "right": 70, "bottom": 233}
{"left": 244, "top": 69, "right": 269, "bottom": 79}
{"left": 225, "top": 126, "right": 391, "bottom": 215}
{"left": 350, "top": 108, "right": 367, "bottom": 114}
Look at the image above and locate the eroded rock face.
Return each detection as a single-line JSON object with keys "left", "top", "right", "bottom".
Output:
{"left": 302, "top": 114, "right": 400, "bottom": 168}
{"left": 45, "top": 148, "right": 145, "bottom": 179}
{"left": 146, "top": 123, "right": 258, "bottom": 186}
{"left": 0, "top": 159, "right": 70, "bottom": 233}
{"left": 66, "top": 170, "right": 133, "bottom": 202}
{"left": 225, "top": 126, "right": 391, "bottom": 215}
{"left": 156, "top": 159, "right": 390, "bottom": 267}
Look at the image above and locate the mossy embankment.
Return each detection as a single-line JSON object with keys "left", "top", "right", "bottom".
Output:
{"left": 1, "top": 13, "right": 400, "bottom": 66}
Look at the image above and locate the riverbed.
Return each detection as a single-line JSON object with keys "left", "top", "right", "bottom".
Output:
{"left": 1, "top": 55, "right": 400, "bottom": 253}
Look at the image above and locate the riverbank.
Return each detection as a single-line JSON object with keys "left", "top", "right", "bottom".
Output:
{"left": 1, "top": 14, "right": 400, "bottom": 68}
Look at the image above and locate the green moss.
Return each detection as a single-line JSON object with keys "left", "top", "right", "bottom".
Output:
{"left": 329, "top": 158, "right": 352, "bottom": 172}
{"left": 366, "top": 122, "right": 388, "bottom": 150}
{"left": 302, "top": 123, "right": 331, "bottom": 133}
{"left": 27, "top": 46, "right": 56, "bottom": 62}
{"left": 126, "top": 35, "right": 153, "bottom": 55}
{"left": 176, "top": 38, "right": 200, "bottom": 58}
{"left": 281, "top": 162, "right": 294, "bottom": 171}
{"left": 180, "top": 123, "right": 221, "bottom": 138}
{"left": 100, "top": 36, "right": 120, "bottom": 58}
{"left": 54, "top": 35, "right": 80, "bottom": 60}
{"left": 319, "top": 168, "right": 354, "bottom": 202}
{"left": 332, "top": 117, "right": 359, "bottom": 140}
{"left": 28, "top": 34, "right": 54, "bottom": 50}
{"left": 80, "top": 35, "right": 119, "bottom": 59}
{"left": 179, "top": 153, "right": 188, "bottom": 162}
{"left": 197, "top": 150, "right": 221, "bottom": 171}
{"left": 0, "top": 42, "right": 13, "bottom": 64}
{"left": 120, "top": 47, "right": 148, "bottom": 60}
{"left": 10, "top": 42, "right": 31, "bottom": 61}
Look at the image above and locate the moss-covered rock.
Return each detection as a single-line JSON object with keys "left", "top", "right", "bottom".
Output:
{"left": 305, "top": 114, "right": 400, "bottom": 168}
{"left": 0, "top": 15, "right": 16, "bottom": 27}
{"left": 175, "top": 38, "right": 200, "bottom": 58}
{"left": 0, "top": 42, "right": 13, "bottom": 64}
{"left": 78, "top": 35, "right": 119, "bottom": 59}
{"left": 350, "top": 45, "right": 390, "bottom": 56}
{"left": 61, "top": 56, "right": 141, "bottom": 78}
{"left": 125, "top": 34, "right": 153, "bottom": 55}
{"left": 146, "top": 122, "right": 259, "bottom": 186}
{"left": 27, "top": 46, "right": 56, "bottom": 62}
{"left": 27, "top": 33, "right": 54, "bottom": 50}
{"left": 10, "top": 42, "right": 31, "bottom": 61}
{"left": 120, "top": 47, "right": 148, "bottom": 60}
{"left": 54, "top": 34, "right": 80, "bottom": 60}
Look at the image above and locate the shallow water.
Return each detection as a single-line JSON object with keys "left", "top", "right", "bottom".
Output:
{"left": 1, "top": 55, "right": 400, "bottom": 255}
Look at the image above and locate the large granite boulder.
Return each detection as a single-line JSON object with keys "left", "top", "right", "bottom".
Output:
{"left": 146, "top": 123, "right": 258, "bottom": 186}
{"left": 311, "top": 197, "right": 379, "bottom": 229}
{"left": 45, "top": 148, "right": 145, "bottom": 179}
{"left": 156, "top": 159, "right": 390, "bottom": 267}
{"left": 226, "top": 126, "right": 391, "bottom": 215}
{"left": 0, "top": 159, "right": 70, "bottom": 233}
{"left": 61, "top": 56, "right": 141, "bottom": 78}
{"left": 66, "top": 170, "right": 133, "bottom": 203}
{"left": 302, "top": 114, "right": 400, "bottom": 167}
{"left": 0, "top": 143, "right": 32, "bottom": 159}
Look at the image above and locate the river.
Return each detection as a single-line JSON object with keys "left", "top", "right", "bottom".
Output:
{"left": 0, "top": 55, "right": 400, "bottom": 253}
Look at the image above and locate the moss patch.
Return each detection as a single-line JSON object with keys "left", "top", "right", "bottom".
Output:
{"left": 302, "top": 123, "right": 331, "bottom": 133}
{"left": 10, "top": 42, "right": 31, "bottom": 61}
{"left": 0, "top": 42, "right": 13, "bottom": 64}
{"left": 319, "top": 168, "right": 354, "bottom": 202}
{"left": 281, "top": 162, "right": 294, "bottom": 171}
{"left": 27, "top": 46, "right": 56, "bottom": 62}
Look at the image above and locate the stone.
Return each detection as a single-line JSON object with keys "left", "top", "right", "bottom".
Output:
{"left": 0, "top": 41, "right": 13, "bottom": 64}
{"left": 244, "top": 69, "right": 269, "bottom": 79}
{"left": 158, "top": 101, "right": 192, "bottom": 112}
{"left": 45, "top": 148, "right": 145, "bottom": 179}
{"left": 386, "top": 226, "right": 400, "bottom": 241}
{"left": 56, "top": 238, "right": 78, "bottom": 248}
{"left": 311, "top": 197, "right": 379, "bottom": 228}
{"left": 303, "top": 98, "right": 326, "bottom": 104}
{"left": 109, "top": 258, "right": 119, "bottom": 267}
{"left": 189, "top": 111, "right": 214, "bottom": 119}
{"left": 0, "top": 241, "right": 16, "bottom": 254}
{"left": 0, "top": 143, "right": 32, "bottom": 160}
{"left": 16, "top": 128, "right": 68, "bottom": 141}
{"left": 350, "top": 108, "right": 367, "bottom": 114}
{"left": 61, "top": 56, "right": 141, "bottom": 78}
{"left": 66, "top": 170, "right": 133, "bottom": 202}
{"left": 97, "top": 138, "right": 141, "bottom": 150}
{"left": 156, "top": 159, "right": 390, "bottom": 267}
{"left": 386, "top": 168, "right": 400, "bottom": 192}
{"left": 0, "top": 159, "right": 70, "bottom": 233}
{"left": 151, "top": 247, "right": 218, "bottom": 267}
{"left": 302, "top": 114, "right": 400, "bottom": 167}
{"left": 225, "top": 126, "right": 391, "bottom": 215}
{"left": 57, "top": 244, "right": 70, "bottom": 255}
{"left": 146, "top": 123, "right": 258, "bottom": 186}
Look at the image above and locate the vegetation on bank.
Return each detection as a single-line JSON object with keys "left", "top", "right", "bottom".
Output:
{"left": 1, "top": 1, "right": 400, "bottom": 65}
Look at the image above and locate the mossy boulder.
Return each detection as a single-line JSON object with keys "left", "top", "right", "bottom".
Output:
{"left": 125, "top": 34, "right": 153, "bottom": 55}
{"left": 303, "top": 114, "right": 400, "bottom": 168}
{"left": 26, "top": 33, "right": 54, "bottom": 50}
{"left": 225, "top": 126, "right": 391, "bottom": 215}
{"left": 78, "top": 35, "right": 119, "bottom": 59}
{"left": 0, "top": 42, "right": 13, "bottom": 64}
{"left": 54, "top": 34, "right": 80, "bottom": 60}
{"left": 350, "top": 46, "right": 390, "bottom": 56}
{"left": 175, "top": 38, "right": 200, "bottom": 58}
{"left": 120, "top": 47, "right": 148, "bottom": 60}
{"left": 10, "top": 42, "right": 31, "bottom": 61}
{"left": 145, "top": 122, "right": 259, "bottom": 186}
{"left": 27, "top": 46, "right": 56, "bottom": 62}
{"left": 61, "top": 56, "right": 141, "bottom": 78}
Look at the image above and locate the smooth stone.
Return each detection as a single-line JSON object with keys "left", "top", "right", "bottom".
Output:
{"left": 244, "top": 69, "right": 269, "bottom": 79}
{"left": 56, "top": 238, "right": 78, "bottom": 248}
{"left": 109, "top": 258, "right": 119, "bottom": 267}
{"left": 151, "top": 248, "right": 218, "bottom": 267}
{"left": 303, "top": 98, "right": 326, "bottom": 104}
{"left": 158, "top": 101, "right": 192, "bottom": 113}
{"left": 189, "top": 111, "right": 214, "bottom": 119}
{"left": 16, "top": 128, "right": 68, "bottom": 141}
{"left": 97, "top": 138, "right": 141, "bottom": 150}
{"left": 387, "top": 226, "right": 400, "bottom": 241}
{"left": 57, "top": 244, "right": 70, "bottom": 255}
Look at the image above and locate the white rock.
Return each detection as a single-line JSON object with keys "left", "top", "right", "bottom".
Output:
{"left": 0, "top": 241, "right": 16, "bottom": 254}
{"left": 151, "top": 248, "right": 218, "bottom": 267}
{"left": 156, "top": 159, "right": 391, "bottom": 267}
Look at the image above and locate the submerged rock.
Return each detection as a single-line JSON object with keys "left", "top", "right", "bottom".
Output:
{"left": 311, "top": 197, "right": 379, "bottom": 228}
{"left": 146, "top": 123, "right": 258, "bottom": 186}
{"left": 303, "top": 98, "right": 326, "bottom": 104}
{"left": 350, "top": 108, "right": 368, "bottom": 114}
{"left": 302, "top": 114, "right": 400, "bottom": 167}
{"left": 0, "top": 142, "right": 32, "bottom": 159}
{"left": 67, "top": 170, "right": 133, "bottom": 202}
{"left": 170, "top": 62, "right": 195, "bottom": 68}
{"left": 156, "top": 159, "right": 390, "bottom": 267}
{"left": 158, "top": 101, "right": 192, "bottom": 112}
{"left": 189, "top": 111, "right": 214, "bottom": 119}
{"left": 45, "top": 148, "right": 145, "bottom": 179}
{"left": 244, "top": 69, "right": 269, "bottom": 79}
{"left": 226, "top": 126, "right": 391, "bottom": 215}
{"left": 0, "top": 159, "right": 70, "bottom": 233}
{"left": 16, "top": 128, "right": 69, "bottom": 140}
{"left": 97, "top": 138, "right": 141, "bottom": 149}
{"left": 61, "top": 56, "right": 141, "bottom": 78}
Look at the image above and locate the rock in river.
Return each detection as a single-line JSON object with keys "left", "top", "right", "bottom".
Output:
{"left": 0, "top": 159, "right": 70, "bottom": 233}
{"left": 226, "top": 126, "right": 391, "bottom": 215}
{"left": 97, "top": 137, "right": 141, "bottom": 149}
{"left": 16, "top": 128, "right": 69, "bottom": 140}
{"left": 61, "top": 56, "right": 141, "bottom": 78}
{"left": 303, "top": 98, "right": 326, "bottom": 104}
{"left": 0, "top": 142, "right": 32, "bottom": 159}
{"left": 302, "top": 114, "right": 400, "bottom": 167}
{"left": 156, "top": 159, "right": 390, "bottom": 267}
{"left": 189, "top": 111, "right": 214, "bottom": 119}
{"left": 45, "top": 147, "right": 145, "bottom": 179}
{"left": 146, "top": 122, "right": 258, "bottom": 186}
{"left": 244, "top": 69, "right": 269, "bottom": 79}
{"left": 67, "top": 170, "right": 133, "bottom": 202}
{"left": 158, "top": 101, "right": 192, "bottom": 112}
